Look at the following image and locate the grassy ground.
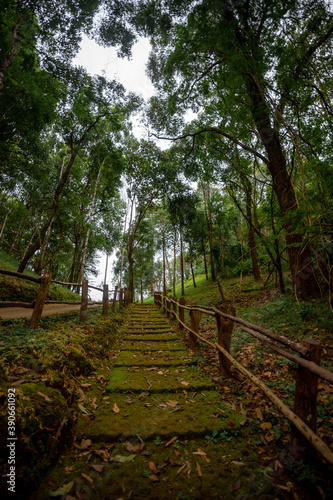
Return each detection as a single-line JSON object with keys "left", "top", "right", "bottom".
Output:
{"left": 1, "top": 266, "right": 332, "bottom": 498}
{"left": 145, "top": 273, "right": 333, "bottom": 498}
{"left": 0, "top": 307, "right": 128, "bottom": 498}
{"left": 0, "top": 249, "right": 80, "bottom": 302}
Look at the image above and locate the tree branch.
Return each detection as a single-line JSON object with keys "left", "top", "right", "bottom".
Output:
{"left": 150, "top": 127, "right": 269, "bottom": 164}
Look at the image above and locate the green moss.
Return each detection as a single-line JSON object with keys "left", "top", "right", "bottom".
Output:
{"left": 106, "top": 365, "right": 215, "bottom": 393}
{"left": 115, "top": 350, "right": 193, "bottom": 367}
{"left": 77, "top": 391, "right": 243, "bottom": 442}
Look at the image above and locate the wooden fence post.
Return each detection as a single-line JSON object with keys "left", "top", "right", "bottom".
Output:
{"left": 189, "top": 308, "right": 202, "bottom": 349}
{"left": 80, "top": 279, "right": 88, "bottom": 323}
{"left": 119, "top": 288, "right": 123, "bottom": 309}
{"left": 29, "top": 272, "right": 52, "bottom": 329}
{"left": 216, "top": 304, "right": 236, "bottom": 378}
{"left": 103, "top": 284, "right": 109, "bottom": 316}
{"left": 178, "top": 297, "right": 186, "bottom": 329}
{"left": 291, "top": 338, "right": 321, "bottom": 458}
{"left": 112, "top": 285, "right": 118, "bottom": 312}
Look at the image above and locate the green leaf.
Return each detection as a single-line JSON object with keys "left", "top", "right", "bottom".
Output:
{"left": 50, "top": 480, "right": 74, "bottom": 497}
{"left": 112, "top": 454, "right": 136, "bottom": 463}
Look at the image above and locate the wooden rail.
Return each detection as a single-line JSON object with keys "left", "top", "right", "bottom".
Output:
{"left": 0, "top": 268, "right": 129, "bottom": 327}
{"left": 154, "top": 291, "right": 333, "bottom": 466}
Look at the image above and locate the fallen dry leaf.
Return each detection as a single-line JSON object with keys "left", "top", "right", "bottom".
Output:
{"left": 149, "top": 474, "right": 159, "bottom": 482}
{"left": 90, "top": 464, "right": 104, "bottom": 473}
{"left": 165, "top": 436, "right": 178, "bottom": 447}
{"left": 148, "top": 462, "right": 157, "bottom": 472}
{"left": 196, "top": 461, "right": 202, "bottom": 477}
{"left": 80, "top": 439, "right": 92, "bottom": 450}
{"left": 113, "top": 402, "right": 120, "bottom": 414}
{"left": 81, "top": 473, "right": 93, "bottom": 484}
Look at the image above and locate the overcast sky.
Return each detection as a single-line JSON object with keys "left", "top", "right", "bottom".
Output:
{"left": 73, "top": 35, "right": 157, "bottom": 298}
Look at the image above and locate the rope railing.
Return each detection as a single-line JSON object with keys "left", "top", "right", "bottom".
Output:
{"left": 154, "top": 291, "right": 333, "bottom": 466}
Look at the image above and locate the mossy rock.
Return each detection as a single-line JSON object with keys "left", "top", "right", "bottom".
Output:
{"left": 0, "top": 382, "right": 73, "bottom": 498}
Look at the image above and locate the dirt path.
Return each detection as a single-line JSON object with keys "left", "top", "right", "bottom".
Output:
{"left": 0, "top": 303, "right": 101, "bottom": 320}
{"left": 31, "top": 304, "right": 276, "bottom": 499}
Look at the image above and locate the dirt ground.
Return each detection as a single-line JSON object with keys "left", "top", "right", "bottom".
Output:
{"left": 0, "top": 303, "right": 101, "bottom": 320}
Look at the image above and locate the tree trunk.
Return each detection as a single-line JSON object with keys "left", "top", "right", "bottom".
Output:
{"left": 77, "top": 164, "right": 102, "bottom": 286}
{"left": 18, "top": 148, "right": 79, "bottom": 272}
{"left": 173, "top": 228, "right": 177, "bottom": 296}
{"left": 0, "top": 18, "right": 21, "bottom": 93}
{"left": 162, "top": 226, "right": 166, "bottom": 294}
{"left": 245, "top": 187, "right": 261, "bottom": 281}
{"left": 180, "top": 230, "right": 185, "bottom": 295}
{"left": 189, "top": 240, "right": 196, "bottom": 288}
{"left": 202, "top": 238, "right": 208, "bottom": 280}
{"left": 202, "top": 183, "right": 216, "bottom": 281}
{"left": 247, "top": 75, "right": 319, "bottom": 297}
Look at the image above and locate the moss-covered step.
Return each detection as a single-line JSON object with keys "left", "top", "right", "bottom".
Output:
{"left": 115, "top": 350, "right": 194, "bottom": 367}
{"left": 106, "top": 365, "right": 215, "bottom": 393}
{"left": 124, "top": 333, "right": 180, "bottom": 342}
{"left": 77, "top": 391, "right": 243, "bottom": 442}
{"left": 121, "top": 340, "right": 186, "bottom": 351}
{"left": 123, "top": 329, "right": 174, "bottom": 335}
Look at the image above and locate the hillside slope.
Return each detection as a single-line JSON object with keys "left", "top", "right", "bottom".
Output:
{"left": 0, "top": 250, "right": 80, "bottom": 302}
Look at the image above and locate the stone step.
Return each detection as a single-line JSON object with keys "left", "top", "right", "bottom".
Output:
{"left": 124, "top": 333, "right": 180, "bottom": 342}
{"left": 115, "top": 350, "right": 195, "bottom": 367}
{"left": 77, "top": 391, "right": 242, "bottom": 442}
{"left": 106, "top": 365, "right": 215, "bottom": 394}
{"left": 121, "top": 341, "right": 186, "bottom": 351}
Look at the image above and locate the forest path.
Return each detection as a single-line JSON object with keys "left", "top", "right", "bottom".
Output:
{"left": 0, "top": 302, "right": 101, "bottom": 320}
{"left": 32, "top": 304, "right": 272, "bottom": 499}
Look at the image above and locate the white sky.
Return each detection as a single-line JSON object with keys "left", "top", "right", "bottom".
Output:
{"left": 74, "top": 34, "right": 156, "bottom": 142}
{"left": 73, "top": 35, "right": 157, "bottom": 298}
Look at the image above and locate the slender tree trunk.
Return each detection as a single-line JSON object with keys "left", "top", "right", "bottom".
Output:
{"left": 245, "top": 187, "right": 261, "bottom": 281}
{"left": 189, "top": 240, "right": 196, "bottom": 288}
{"left": 18, "top": 115, "right": 104, "bottom": 273}
{"left": 219, "top": 229, "right": 224, "bottom": 268}
{"left": 77, "top": 164, "right": 102, "bottom": 285}
{"left": 162, "top": 226, "right": 166, "bottom": 294}
{"left": 104, "top": 253, "right": 109, "bottom": 285}
{"left": 173, "top": 228, "right": 177, "bottom": 296}
{"left": 35, "top": 222, "right": 53, "bottom": 275}
{"left": 202, "top": 183, "right": 216, "bottom": 281}
{"left": 18, "top": 148, "right": 79, "bottom": 272}
{"left": 165, "top": 251, "right": 173, "bottom": 290}
{"left": 0, "top": 18, "right": 21, "bottom": 93}
{"left": 140, "top": 272, "right": 143, "bottom": 303}
{"left": 202, "top": 238, "right": 208, "bottom": 280}
{"left": 180, "top": 230, "right": 185, "bottom": 295}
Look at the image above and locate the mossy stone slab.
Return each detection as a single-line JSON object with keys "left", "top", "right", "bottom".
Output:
{"left": 124, "top": 334, "right": 179, "bottom": 342}
{"left": 77, "top": 391, "right": 242, "bottom": 441}
{"left": 121, "top": 341, "right": 186, "bottom": 351}
{"left": 123, "top": 329, "right": 174, "bottom": 335}
{"left": 106, "top": 365, "right": 215, "bottom": 393}
{"left": 115, "top": 350, "right": 194, "bottom": 367}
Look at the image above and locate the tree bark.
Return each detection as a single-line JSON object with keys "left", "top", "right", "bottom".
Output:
{"left": 246, "top": 75, "right": 319, "bottom": 297}
{"left": 245, "top": 185, "right": 261, "bottom": 281}
{"left": 202, "top": 183, "right": 216, "bottom": 281}
{"left": 189, "top": 240, "right": 196, "bottom": 288}
{"left": 0, "top": 18, "right": 21, "bottom": 93}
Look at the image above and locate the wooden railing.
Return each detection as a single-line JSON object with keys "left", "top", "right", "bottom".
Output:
{"left": 0, "top": 268, "right": 131, "bottom": 327}
{"left": 154, "top": 291, "right": 333, "bottom": 466}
